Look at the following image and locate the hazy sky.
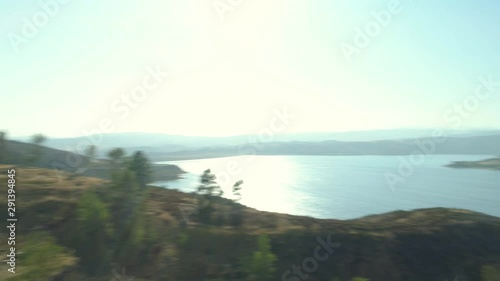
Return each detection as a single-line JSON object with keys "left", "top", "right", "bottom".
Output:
{"left": 1, "top": 0, "right": 499, "bottom": 138}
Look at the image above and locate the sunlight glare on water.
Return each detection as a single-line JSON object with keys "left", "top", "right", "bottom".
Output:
{"left": 156, "top": 155, "right": 500, "bottom": 220}
{"left": 157, "top": 155, "right": 301, "bottom": 214}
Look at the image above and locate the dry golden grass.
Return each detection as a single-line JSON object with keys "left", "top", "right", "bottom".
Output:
{"left": 1, "top": 165, "right": 499, "bottom": 281}
{"left": 1, "top": 165, "right": 498, "bottom": 238}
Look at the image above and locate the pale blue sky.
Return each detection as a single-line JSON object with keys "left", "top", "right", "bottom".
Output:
{"left": 1, "top": 0, "right": 499, "bottom": 137}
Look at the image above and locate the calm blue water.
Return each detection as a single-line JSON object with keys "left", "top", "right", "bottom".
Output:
{"left": 154, "top": 155, "right": 500, "bottom": 220}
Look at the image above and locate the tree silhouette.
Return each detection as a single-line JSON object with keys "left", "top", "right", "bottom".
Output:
{"left": 32, "top": 133, "right": 46, "bottom": 145}
{"left": 0, "top": 131, "right": 7, "bottom": 163}
{"left": 127, "top": 151, "right": 152, "bottom": 188}
{"left": 197, "top": 169, "right": 224, "bottom": 197}
{"left": 26, "top": 133, "right": 47, "bottom": 164}
{"left": 84, "top": 145, "right": 97, "bottom": 168}
{"left": 107, "top": 147, "right": 125, "bottom": 170}
{"left": 195, "top": 169, "right": 225, "bottom": 223}
{"left": 232, "top": 180, "right": 244, "bottom": 202}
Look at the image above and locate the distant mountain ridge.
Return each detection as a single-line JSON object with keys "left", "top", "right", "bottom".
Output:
{"left": 13, "top": 129, "right": 500, "bottom": 158}
{"left": 150, "top": 134, "right": 500, "bottom": 161}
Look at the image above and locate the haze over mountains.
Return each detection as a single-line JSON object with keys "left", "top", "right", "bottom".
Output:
{"left": 149, "top": 134, "right": 500, "bottom": 161}
{"left": 14, "top": 129, "right": 500, "bottom": 161}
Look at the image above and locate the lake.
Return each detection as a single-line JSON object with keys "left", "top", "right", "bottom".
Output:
{"left": 154, "top": 155, "right": 500, "bottom": 220}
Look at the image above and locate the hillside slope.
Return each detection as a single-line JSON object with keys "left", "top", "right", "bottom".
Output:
{"left": 0, "top": 165, "right": 499, "bottom": 281}
{"left": 0, "top": 140, "right": 184, "bottom": 181}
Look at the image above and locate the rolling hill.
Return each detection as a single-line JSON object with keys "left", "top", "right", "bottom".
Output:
{"left": 0, "top": 165, "right": 499, "bottom": 281}
{"left": 0, "top": 140, "right": 184, "bottom": 181}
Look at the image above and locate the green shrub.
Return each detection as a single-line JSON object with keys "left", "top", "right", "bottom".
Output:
{"left": 72, "top": 190, "right": 113, "bottom": 275}
{"left": 11, "top": 232, "right": 76, "bottom": 281}
{"left": 243, "top": 234, "right": 277, "bottom": 281}
{"left": 351, "top": 277, "right": 370, "bottom": 281}
{"left": 481, "top": 265, "right": 500, "bottom": 281}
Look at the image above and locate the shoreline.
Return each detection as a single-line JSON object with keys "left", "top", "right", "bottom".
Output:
{"left": 446, "top": 157, "right": 500, "bottom": 171}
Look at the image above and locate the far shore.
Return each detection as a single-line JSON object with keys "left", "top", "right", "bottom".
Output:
{"left": 82, "top": 163, "right": 185, "bottom": 182}
{"left": 446, "top": 157, "right": 500, "bottom": 171}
